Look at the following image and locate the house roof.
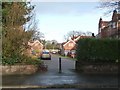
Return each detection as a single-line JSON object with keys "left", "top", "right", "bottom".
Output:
{"left": 71, "top": 36, "right": 81, "bottom": 42}
{"left": 28, "top": 40, "right": 43, "bottom": 47}
{"left": 62, "top": 35, "right": 91, "bottom": 47}
{"left": 73, "top": 35, "right": 90, "bottom": 42}
{"left": 102, "top": 21, "right": 109, "bottom": 27}
{"left": 63, "top": 39, "right": 76, "bottom": 47}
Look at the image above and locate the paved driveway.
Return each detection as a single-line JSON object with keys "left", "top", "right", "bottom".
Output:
{"left": 2, "top": 54, "right": 118, "bottom": 89}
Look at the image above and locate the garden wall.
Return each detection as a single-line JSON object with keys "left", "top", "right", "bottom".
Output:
{"left": 76, "top": 61, "right": 118, "bottom": 74}
{"left": 0, "top": 65, "right": 39, "bottom": 75}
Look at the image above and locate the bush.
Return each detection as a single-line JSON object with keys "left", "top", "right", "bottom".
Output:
{"left": 2, "top": 53, "right": 42, "bottom": 65}
{"left": 76, "top": 38, "right": 119, "bottom": 63}
{"left": 2, "top": 53, "right": 23, "bottom": 65}
{"left": 22, "top": 58, "right": 42, "bottom": 65}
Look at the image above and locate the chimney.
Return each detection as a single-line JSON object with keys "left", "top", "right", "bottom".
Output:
{"left": 92, "top": 33, "right": 95, "bottom": 37}
{"left": 98, "top": 18, "right": 102, "bottom": 33}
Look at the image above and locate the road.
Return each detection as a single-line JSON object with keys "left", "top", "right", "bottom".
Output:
{"left": 2, "top": 54, "right": 118, "bottom": 89}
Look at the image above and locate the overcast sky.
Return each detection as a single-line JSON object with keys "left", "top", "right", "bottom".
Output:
{"left": 31, "top": 2, "right": 112, "bottom": 43}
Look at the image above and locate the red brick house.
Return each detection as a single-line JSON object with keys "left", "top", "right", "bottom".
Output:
{"left": 98, "top": 10, "right": 120, "bottom": 38}
{"left": 61, "top": 35, "right": 90, "bottom": 56}
{"left": 27, "top": 40, "right": 43, "bottom": 57}
{"left": 62, "top": 39, "right": 76, "bottom": 56}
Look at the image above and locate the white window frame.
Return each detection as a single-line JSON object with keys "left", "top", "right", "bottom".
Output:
{"left": 68, "top": 43, "right": 74, "bottom": 47}
{"left": 112, "top": 22, "right": 116, "bottom": 28}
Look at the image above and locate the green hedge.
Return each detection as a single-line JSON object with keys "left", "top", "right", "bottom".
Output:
{"left": 2, "top": 54, "right": 42, "bottom": 65}
{"left": 76, "top": 38, "right": 119, "bottom": 63}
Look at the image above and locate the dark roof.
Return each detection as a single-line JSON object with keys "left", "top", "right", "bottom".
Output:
{"left": 102, "top": 21, "right": 109, "bottom": 27}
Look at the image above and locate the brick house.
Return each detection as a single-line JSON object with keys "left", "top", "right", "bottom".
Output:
{"left": 61, "top": 35, "right": 90, "bottom": 56}
{"left": 98, "top": 10, "right": 120, "bottom": 38}
{"left": 62, "top": 39, "right": 76, "bottom": 56}
{"left": 27, "top": 40, "right": 43, "bottom": 57}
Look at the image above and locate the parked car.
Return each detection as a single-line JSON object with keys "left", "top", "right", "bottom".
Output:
{"left": 51, "top": 49, "right": 58, "bottom": 54}
{"left": 51, "top": 50, "right": 57, "bottom": 54}
{"left": 69, "top": 50, "right": 76, "bottom": 58}
{"left": 41, "top": 50, "right": 51, "bottom": 60}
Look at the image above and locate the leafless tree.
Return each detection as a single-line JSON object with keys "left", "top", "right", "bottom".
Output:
{"left": 98, "top": 0, "right": 120, "bottom": 15}
{"left": 64, "top": 30, "right": 93, "bottom": 40}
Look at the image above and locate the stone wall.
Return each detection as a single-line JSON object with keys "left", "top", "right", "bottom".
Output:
{"left": 75, "top": 61, "right": 118, "bottom": 74}
{"left": 0, "top": 65, "right": 39, "bottom": 75}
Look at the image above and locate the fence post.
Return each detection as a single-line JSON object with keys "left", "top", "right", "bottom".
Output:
{"left": 59, "top": 57, "right": 62, "bottom": 73}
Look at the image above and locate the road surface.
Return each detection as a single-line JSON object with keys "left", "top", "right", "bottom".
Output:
{"left": 2, "top": 54, "right": 118, "bottom": 89}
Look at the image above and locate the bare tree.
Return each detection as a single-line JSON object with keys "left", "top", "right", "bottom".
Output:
{"left": 26, "top": 9, "right": 45, "bottom": 41}
{"left": 99, "top": 0, "right": 120, "bottom": 14}
{"left": 64, "top": 31, "right": 93, "bottom": 40}
{"left": 64, "top": 31, "right": 83, "bottom": 40}
{"left": 32, "top": 31, "right": 44, "bottom": 41}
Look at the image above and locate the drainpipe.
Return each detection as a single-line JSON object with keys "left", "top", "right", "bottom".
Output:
{"left": 117, "top": 1, "right": 120, "bottom": 38}
{"left": 117, "top": 19, "right": 119, "bottom": 39}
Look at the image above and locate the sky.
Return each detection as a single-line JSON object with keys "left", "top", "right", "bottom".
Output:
{"left": 31, "top": 1, "right": 112, "bottom": 43}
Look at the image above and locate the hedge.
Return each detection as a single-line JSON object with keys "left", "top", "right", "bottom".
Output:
{"left": 76, "top": 38, "right": 119, "bottom": 63}
{"left": 2, "top": 54, "right": 42, "bottom": 65}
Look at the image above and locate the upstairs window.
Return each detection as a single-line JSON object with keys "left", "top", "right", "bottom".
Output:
{"left": 112, "top": 22, "right": 116, "bottom": 28}
{"left": 68, "top": 43, "right": 74, "bottom": 47}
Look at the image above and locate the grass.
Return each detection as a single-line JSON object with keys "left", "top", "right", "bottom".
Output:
{"left": 58, "top": 55, "right": 77, "bottom": 61}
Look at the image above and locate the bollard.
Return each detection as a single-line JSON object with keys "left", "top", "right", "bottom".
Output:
{"left": 59, "top": 57, "right": 62, "bottom": 73}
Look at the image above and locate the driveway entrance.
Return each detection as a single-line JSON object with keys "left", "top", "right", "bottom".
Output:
{"left": 2, "top": 54, "right": 118, "bottom": 89}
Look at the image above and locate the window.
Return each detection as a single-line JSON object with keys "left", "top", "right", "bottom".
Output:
{"left": 69, "top": 43, "right": 74, "bottom": 47}
{"left": 109, "top": 22, "right": 112, "bottom": 28}
{"left": 102, "top": 26, "right": 105, "bottom": 28}
{"left": 43, "top": 52, "right": 49, "bottom": 54}
{"left": 112, "top": 22, "right": 116, "bottom": 28}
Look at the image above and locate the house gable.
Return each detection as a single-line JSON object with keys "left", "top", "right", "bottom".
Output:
{"left": 62, "top": 35, "right": 91, "bottom": 50}
{"left": 33, "top": 40, "right": 43, "bottom": 47}
{"left": 28, "top": 40, "right": 43, "bottom": 50}
{"left": 63, "top": 40, "right": 76, "bottom": 50}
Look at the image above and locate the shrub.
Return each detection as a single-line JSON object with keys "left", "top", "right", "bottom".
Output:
{"left": 22, "top": 58, "right": 42, "bottom": 65}
{"left": 2, "top": 53, "right": 23, "bottom": 65}
{"left": 76, "top": 38, "right": 119, "bottom": 63}
{"left": 20, "top": 55, "right": 43, "bottom": 65}
{"left": 2, "top": 53, "right": 42, "bottom": 65}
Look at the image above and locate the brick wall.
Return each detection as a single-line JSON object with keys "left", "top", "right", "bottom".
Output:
{"left": 0, "top": 65, "right": 39, "bottom": 75}
{"left": 75, "top": 61, "right": 118, "bottom": 74}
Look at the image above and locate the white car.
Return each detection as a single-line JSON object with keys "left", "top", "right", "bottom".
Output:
{"left": 51, "top": 49, "right": 58, "bottom": 54}
{"left": 41, "top": 50, "right": 51, "bottom": 60}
